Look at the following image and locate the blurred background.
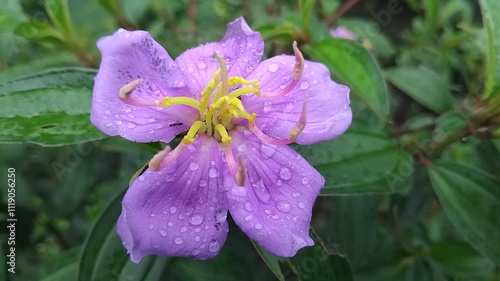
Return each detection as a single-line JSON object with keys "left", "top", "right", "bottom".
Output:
{"left": 1, "top": 0, "right": 499, "bottom": 280}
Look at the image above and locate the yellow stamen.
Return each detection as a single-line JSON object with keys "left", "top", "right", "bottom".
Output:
{"left": 183, "top": 120, "right": 206, "bottom": 143}
{"left": 199, "top": 69, "right": 221, "bottom": 115}
{"left": 215, "top": 124, "right": 232, "bottom": 145}
{"left": 163, "top": 96, "right": 201, "bottom": 109}
{"left": 228, "top": 86, "right": 259, "bottom": 99}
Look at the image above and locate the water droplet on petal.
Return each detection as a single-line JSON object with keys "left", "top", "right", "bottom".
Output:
{"left": 255, "top": 231, "right": 264, "bottom": 241}
{"left": 165, "top": 174, "right": 175, "bottom": 182}
{"left": 237, "top": 143, "right": 247, "bottom": 152}
{"left": 245, "top": 66, "right": 253, "bottom": 73}
{"left": 197, "top": 62, "right": 207, "bottom": 70}
{"left": 199, "top": 179, "right": 207, "bottom": 187}
{"left": 301, "top": 177, "right": 309, "bottom": 185}
{"left": 126, "top": 122, "right": 136, "bottom": 129}
{"left": 189, "top": 214, "right": 204, "bottom": 225}
{"left": 190, "top": 162, "right": 199, "bottom": 171}
{"left": 159, "top": 229, "right": 167, "bottom": 236}
{"left": 268, "top": 63, "right": 278, "bottom": 73}
{"left": 298, "top": 202, "right": 306, "bottom": 209}
{"left": 253, "top": 179, "right": 271, "bottom": 204}
{"left": 208, "top": 167, "right": 219, "bottom": 178}
{"left": 148, "top": 224, "right": 154, "bottom": 229}
{"left": 187, "top": 66, "right": 194, "bottom": 73}
{"left": 180, "top": 227, "right": 188, "bottom": 233}
{"left": 150, "top": 212, "right": 156, "bottom": 217}
{"left": 194, "top": 236, "right": 201, "bottom": 241}
{"left": 245, "top": 202, "right": 252, "bottom": 211}
{"left": 300, "top": 82, "right": 309, "bottom": 90}
{"left": 276, "top": 200, "right": 292, "bottom": 213}
{"left": 292, "top": 192, "right": 301, "bottom": 197}
{"left": 138, "top": 175, "right": 145, "bottom": 182}
{"left": 230, "top": 185, "right": 247, "bottom": 197}
{"left": 169, "top": 206, "right": 177, "bottom": 214}
{"left": 263, "top": 101, "right": 272, "bottom": 114}
{"left": 279, "top": 167, "right": 292, "bottom": 180}
{"left": 272, "top": 215, "right": 279, "bottom": 220}
{"left": 208, "top": 239, "right": 220, "bottom": 253}
{"left": 245, "top": 214, "right": 253, "bottom": 221}
{"left": 255, "top": 223, "right": 263, "bottom": 230}
{"left": 116, "top": 121, "right": 123, "bottom": 126}
{"left": 276, "top": 180, "right": 283, "bottom": 186}
{"left": 175, "top": 237, "right": 184, "bottom": 245}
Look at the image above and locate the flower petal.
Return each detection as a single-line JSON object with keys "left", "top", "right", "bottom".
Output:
{"left": 117, "top": 136, "right": 229, "bottom": 262}
{"left": 91, "top": 29, "right": 198, "bottom": 143}
{"left": 175, "top": 17, "right": 264, "bottom": 97}
{"left": 225, "top": 131, "right": 324, "bottom": 257}
{"left": 242, "top": 56, "right": 352, "bottom": 144}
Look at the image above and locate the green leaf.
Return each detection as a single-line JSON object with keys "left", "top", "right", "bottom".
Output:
{"left": 169, "top": 223, "right": 274, "bottom": 281}
{"left": 41, "top": 263, "right": 78, "bottom": 281}
{"left": 479, "top": 0, "right": 500, "bottom": 99}
{"left": 299, "top": 0, "right": 316, "bottom": 33}
{"left": 294, "top": 127, "right": 413, "bottom": 194}
{"left": 304, "top": 38, "right": 390, "bottom": 119}
{"left": 44, "top": 0, "right": 74, "bottom": 37}
{"left": 252, "top": 244, "right": 285, "bottom": 281}
{"left": 428, "top": 161, "right": 500, "bottom": 263}
{"left": 287, "top": 230, "right": 354, "bottom": 281}
{"left": 423, "top": 0, "right": 439, "bottom": 35}
{"left": 429, "top": 241, "right": 494, "bottom": 278}
{"left": 121, "top": 0, "right": 154, "bottom": 24}
{"left": 385, "top": 66, "right": 454, "bottom": 113}
{"left": 0, "top": 68, "right": 105, "bottom": 146}
{"left": 15, "top": 20, "right": 66, "bottom": 46}
{"left": 78, "top": 166, "right": 169, "bottom": 281}
{"left": 78, "top": 188, "right": 126, "bottom": 281}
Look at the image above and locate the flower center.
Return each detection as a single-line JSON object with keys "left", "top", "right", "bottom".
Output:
{"left": 118, "top": 42, "right": 307, "bottom": 186}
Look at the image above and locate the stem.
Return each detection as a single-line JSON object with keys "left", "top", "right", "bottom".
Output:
{"left": 324, "top": 0, "right": 363, "bottom": 27}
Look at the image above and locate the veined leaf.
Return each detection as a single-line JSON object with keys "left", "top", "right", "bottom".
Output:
{"left": 0, "top": 68, "right": 105, "bottom": 146}
{"left": 428, "top": 161, "right": 500, "bottom": 263}
{"left": 304, "top": 38, "right": 390, "bottom": 119}
{"left": 294, "top": 128, "right": 413, "bottom": 194}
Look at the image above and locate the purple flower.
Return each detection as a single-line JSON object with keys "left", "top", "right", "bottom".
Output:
{"left": 330, "top": 26, "right": 358, "bottom": 41}
{"left": 91, "top": 17, "right": 352, "bottom": 262}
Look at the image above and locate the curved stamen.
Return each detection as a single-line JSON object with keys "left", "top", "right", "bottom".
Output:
{"left": 259, "top": 41, "right": 305, "bottom": 99}
{"left": 222, "top": 145, "right": 247, "bottom": 186}
{"left": 163, "top": 96, "right": 201, "bottom": 109}
{"left": 156, "top": 141, "right": 190, "bottom": 171}
{"left": 213, "top": 54, "right": 229, "bottom": 101}
{"left": 119, "top": 79, "right": 163, "bottom": 107}
{"left": 249, "top": 101, "right": 307, "bottom": 145}
{"left": 149, "top": 146, "right": 172, "bottom": 171}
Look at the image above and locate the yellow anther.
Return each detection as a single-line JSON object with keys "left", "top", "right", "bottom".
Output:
{"left": 215, "top": 124, "right": 232, "bottom": 146}
{"left": 199, "top": 69, "right": 221, "bottom": 115}
{"left": 228, "top": 86, "right": 259, "bottom": 99}
{"left": 183, "top": 120, "right": 206, "bottom": 143}
{"left": 162, "top": 96, "right": 200, "bottom": 109}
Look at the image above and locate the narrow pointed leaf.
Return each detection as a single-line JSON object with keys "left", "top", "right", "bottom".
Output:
{"left": 385, "top": 66, "right": 454, "bottom": 113}
{"left": 428, "top": 161, "right": 500, "bottom": 263}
